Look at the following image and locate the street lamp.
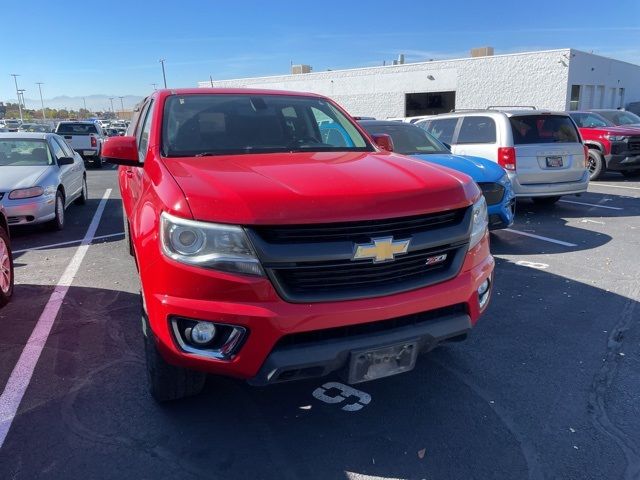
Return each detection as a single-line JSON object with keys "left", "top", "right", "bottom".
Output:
{"left": 17, "top": 90, "right": 26, "bottom": 112}
{"left": 36, "top": 82, "right": 46, "bottom": 121}
{"left": 109, "top": 97, "right": 115, "bottom": 116}
{"left": 151, "top": 83, "right": 158, "bottom": 90}
{"left": 10, "top": 74, "right": 23, "bottom": 122}
{"left": 159, "top": 58, "right": 167, "bottom": 88}
{"left": 118, "top": 96, "right": 125, "bottom": 118}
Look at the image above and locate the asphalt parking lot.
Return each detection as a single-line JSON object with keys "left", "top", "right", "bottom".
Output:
{"left": 0, "top": 167, "right": 639, "bottom": 480}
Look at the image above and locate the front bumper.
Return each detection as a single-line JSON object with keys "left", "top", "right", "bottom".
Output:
{"left": 507, "top": 170, "right": 589, "bottom": 197}
{"left": 1, "top": 194, "right": 56, "bottom": 226}
{"left": 248, "top": 306, "right": 471, "bottom": 385}
{"left": 605, "top": 153, "right": 640, "bottom": 171}
{"left": 142, "top": 235, "right": 494, "bottom": 381}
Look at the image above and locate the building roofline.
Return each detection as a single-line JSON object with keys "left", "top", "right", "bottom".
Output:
{"left": 199, "top": 48, "right": 574, "bottom": 85}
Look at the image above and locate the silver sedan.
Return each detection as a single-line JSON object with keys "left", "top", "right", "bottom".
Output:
{"left": 0, "top": 133, "right": 87, "bottom": 230}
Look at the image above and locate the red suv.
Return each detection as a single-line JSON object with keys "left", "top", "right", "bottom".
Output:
{"left": 103, "top": 89, "right": 494, "bottom": 402}
{"left": 569, "top": 111, "right": 640, "bottom": 179}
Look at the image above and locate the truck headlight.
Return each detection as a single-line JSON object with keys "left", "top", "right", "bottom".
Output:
{"left": 605, "top": 134, "right": 627, "bottom": 141}
{"left": 160, "top": 212, "right": 264, "bottom": 276}
{"left": 9, "top": 186, "right": 44, "bottom": 199}
{"left": 469, "top": 196, "right": 488, "bottom": 250}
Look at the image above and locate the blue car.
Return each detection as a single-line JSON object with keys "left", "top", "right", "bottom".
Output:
{"left": 359, "top": 120, "right": 515, "bottom": 230}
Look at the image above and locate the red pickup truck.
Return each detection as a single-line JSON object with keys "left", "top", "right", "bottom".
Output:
{"left": 102, "top": 89, "right": 494, "bottom": 402}
{"left": 569, "top": 111, "right": 640, "bottom": 180}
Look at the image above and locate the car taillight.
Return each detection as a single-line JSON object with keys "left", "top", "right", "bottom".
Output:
{"left": 90, "top": 135, "right": 97, "bottom": 148}
{"left": 583, "top": 144, "right": 589, "bottom": 168}
{"left": 498, "top": 147, "right": 516, "bottom": 171}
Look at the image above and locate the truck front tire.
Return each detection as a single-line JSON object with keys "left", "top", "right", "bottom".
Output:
{"left": 587, "top": 150, "right": 605, "bottom": 180}
{"left": 142, "top": 311, "right": 207, "bottom": 402}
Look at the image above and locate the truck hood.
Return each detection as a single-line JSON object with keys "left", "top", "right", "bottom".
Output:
{"left": 162, "top": 151, "right": 477, "bottom": 225}
{"left": 0, "top": 166, "right": 50, "bottom": 192}
{"left": 409, "top": 153, "right": 505, "bottom": 183}
{"left": 581, "top": 125, "right": 640, "bottom": 136}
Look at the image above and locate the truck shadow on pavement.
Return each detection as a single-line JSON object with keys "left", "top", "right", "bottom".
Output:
{"left": 1, "top": 260, "right": 639, "bottom": 480}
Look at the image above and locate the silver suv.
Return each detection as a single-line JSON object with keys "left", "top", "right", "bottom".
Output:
{"left": 416, "top": 109, "right": 589, "bottom": 205}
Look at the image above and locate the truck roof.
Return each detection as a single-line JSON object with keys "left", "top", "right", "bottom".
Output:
{"left": 154, "top": 88, "right": 325, "bottom": 98}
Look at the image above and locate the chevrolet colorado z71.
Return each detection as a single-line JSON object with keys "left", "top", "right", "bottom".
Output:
{"left": 569, "top": 111, "right": 640, "bottom": 179}
{"left": 102, "top": 89, "right": 494, "bottom": 402}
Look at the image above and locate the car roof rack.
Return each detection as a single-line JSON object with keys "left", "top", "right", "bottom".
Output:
{"left": 449, "top": 108, "right": 487, "bottom": 113}
{"left": 487, "top": 105, "right": 537, "bottom": 110}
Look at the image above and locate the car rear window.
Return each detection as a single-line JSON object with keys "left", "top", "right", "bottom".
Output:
{"left": 456, "top": 116, "right": 496, "bottom": 144}
{"left": 56, "top": 123, "right": 98, "bottom": 134}
{"left": 421, "top": 118, "right": 458, "bottom": 144}
{"left": 509, "top": 115, "right": 580, "bottom": 144}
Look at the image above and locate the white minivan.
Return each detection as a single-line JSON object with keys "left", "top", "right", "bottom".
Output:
{"left": 416, "top": 110, "right": 589, "bottom": 205}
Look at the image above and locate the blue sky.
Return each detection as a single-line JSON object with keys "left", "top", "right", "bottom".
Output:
{"left": 2, "top": 0, "right": 639, "bottom": 106}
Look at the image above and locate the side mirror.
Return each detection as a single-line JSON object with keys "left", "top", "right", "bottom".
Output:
{"left": 101, "top": 136, "right": 141, "bottom": 166}
{"left": 442, "top": 142, "right": 452, "bottom": 151}
{"left": 58, "top": 156, "right": 75, "bottom": 166}
{"left": 371, "top": 133, "right": 394, "bottom": 152}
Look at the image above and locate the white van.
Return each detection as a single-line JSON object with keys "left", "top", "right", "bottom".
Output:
{"left": 416, "top": 110, "right": 589, "bottom": 205}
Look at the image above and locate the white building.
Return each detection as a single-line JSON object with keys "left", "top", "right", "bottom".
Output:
{"left": 198, "top": 48, "right": 640, "bottom": 118}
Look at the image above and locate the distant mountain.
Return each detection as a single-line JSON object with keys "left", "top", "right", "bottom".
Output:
{"left": 10, "top": 94, "right": 145, "bottom": 112}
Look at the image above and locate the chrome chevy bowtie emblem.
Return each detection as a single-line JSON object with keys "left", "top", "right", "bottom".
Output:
{"left": 352, "top": 237, "right": 410, "bottom": 263}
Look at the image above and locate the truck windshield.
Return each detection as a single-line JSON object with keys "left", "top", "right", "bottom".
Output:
{"left": 509, "top": 115, "right": 580, "bottom": 144}
{"left": 361, "top": 122, "right": 449, "bottom": 155}
{"left": 56, "top": 123, "right": 98, "bottom": 134}
{"left": 597, "top": 110, "right": 640, "bottom": 126}
{"left": 162, "top": 94, "right": 373, "bottom": 157}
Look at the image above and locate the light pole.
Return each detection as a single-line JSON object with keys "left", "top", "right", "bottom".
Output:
{"left": 10, "top": 74, "right": 23, "bottom": 122}
{"left": 109, "top": 97, "right": 115, "bottom": 116}
{"left": 151, "top": 83, "right": 157, "bottom": 90}
{"left": 82, "top": 97, "right": 88, "bottom": 117}
{"left": 17, "top": 90, "right": 26, "bottom": 112}
{"left": 118, "top": 96, "right": 125, "bottom": 118}
{"left": 210, "top": 75, "right": 214, "bottom": 87}
{"left": 36, "top": 82, "right": 46, "bottom": 121}
{"left": 159, "top": 58, "right": 167, "bottom": 88}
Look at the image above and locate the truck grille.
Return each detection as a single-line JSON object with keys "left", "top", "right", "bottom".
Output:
{"left": 628, "top": 139, "right": 640, "bottom": 152}
{"left": 478, "top": 183, "right": 505, "bottom": 206}
{"left": 251, "top": 208, "right": 466, "bottom": 244}
{"left": 247, "top": 207, "right": 472, "bottom": 303}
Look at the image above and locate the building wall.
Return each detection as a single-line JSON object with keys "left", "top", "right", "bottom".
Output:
{"left": 567, "top": 50, "right": 640, "bottom": 110}
{"left": 199, "top": 49, "right": 572, "bottom": 117}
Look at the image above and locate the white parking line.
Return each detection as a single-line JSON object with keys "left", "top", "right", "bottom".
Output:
{"left": 559, "top": 199, "right": 623, "bottom": 211}
{"left": 0, "top": 189, "right": 112, "bottom": 449}
{"left": 503, "top": 228, "right": 578, "bottom": 247}
{"left": 590, "top": 183, "right": 640, "bottom": 192}
{"left": 13, "top": 232, "right": 125, "bottom": 254}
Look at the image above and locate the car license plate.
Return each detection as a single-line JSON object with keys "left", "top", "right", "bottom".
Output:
{"left": 84, "top": 150, "right": 96, "bottom": 156}
{"left": 546, "top": 156, "right": 563, "bottom": 167}
{"left": 347, "top": 341, "right": 418, "bottom": 384}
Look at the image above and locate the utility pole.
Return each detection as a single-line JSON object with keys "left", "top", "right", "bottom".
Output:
{"left": 109, "top": 97, "right": 115, "bottom": 116}
{"left": 82, "top": 97, "right": 87, "bottom": 112}
{"left": 159, "top": 58, "right": 167, "bottom": 88}
{"left": 151, "top": 83, "right": 157, "bottom": 90}
{"left": 36, "top": 82, "right": 46, "bottom": 121}
{"left": 118, "top": 96, "right": 125, "bottom": 119}
{"left": 210, "top": 75, "right": 214, "bottom": 87}
{"left": 10, "top": 74, "right": 23, "bottom": 122}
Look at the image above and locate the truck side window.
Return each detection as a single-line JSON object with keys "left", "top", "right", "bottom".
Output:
{"left": 137, "top": 101, "right": 154, "bottom": 161}
{"left": 457, "top": 117, "right": 496, "bottom": 144}
{"left": 426, "top": 118, "right": 458, "bottom": 144}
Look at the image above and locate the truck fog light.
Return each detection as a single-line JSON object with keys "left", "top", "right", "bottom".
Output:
{"left": 478, "top": 278, "right": 491, "bottom": 309}
{"left": 188, "top": 322, "right": 216, "bottom": 345}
